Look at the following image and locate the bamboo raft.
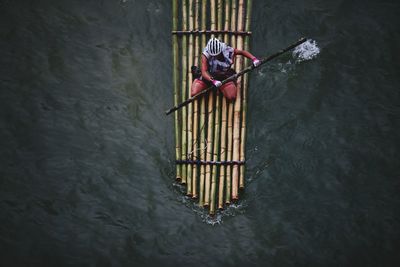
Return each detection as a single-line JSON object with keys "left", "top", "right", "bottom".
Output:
{"left": 171, "top": 0, "right": 252, "bottom": 215}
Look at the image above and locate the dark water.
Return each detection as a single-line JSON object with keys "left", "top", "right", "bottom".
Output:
{"left": 1, "top": 0, "right": 399, "bottom": 266}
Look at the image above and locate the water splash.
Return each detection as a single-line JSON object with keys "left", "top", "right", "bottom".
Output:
{"left": 172, "top": 181, "right": 247, "bottom": 225}
{"left": 195, "top": 202, "right": 247, "bottom": 225}
{"left": 292, "top": 39, "right": 320, "bottom": 63}
{"left": 255, "top": 39, "right": 320, "bottom": 79}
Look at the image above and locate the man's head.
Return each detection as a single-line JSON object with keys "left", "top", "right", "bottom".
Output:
{"left": 206, "top": 37, "right": 224, "bottom": 56}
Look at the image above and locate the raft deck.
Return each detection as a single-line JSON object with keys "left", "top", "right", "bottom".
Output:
{"left": 172, "top": 0, "right": 253, "bottom": 215}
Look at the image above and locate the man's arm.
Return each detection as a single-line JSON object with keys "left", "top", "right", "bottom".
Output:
{"left": 234, "top": 49, "right": 261, "bottom": 67}
{"left": 201, "top": 55, "right": 222, "bottom": 87}
{"left": 201, "top": 55, "right": 213, "bottom": 81}
{"left": 234, "top": 49, "right": 256, "bottom": 60}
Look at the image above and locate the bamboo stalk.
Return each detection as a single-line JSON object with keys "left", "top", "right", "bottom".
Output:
{"left": 180, "top": 0, "right": 188, "bottom": 185}
{"left": 198, "top": 0, "right": 207, "bottom": 206}
{"left": 232, "top": 0, "right": 245, "bottom": 200}
{"left": 199, "top": 99, "right": 206, "bottom": 205}
{"left": 210, "top": 0, "right": 217, "bottom": 35}
{"left": 209, "top": 95, "right": 219, "bottom": 214}
{"left": 240, "top": 0, "right": 252, "bottom": 189}
{"left": 204, "top": 0, "right": 217, "bottom": 208}
{"left": 186, "top": 0, "right": 194, "bottom": 195}
{"left": 225, "top": 103, "right": 233, "bottom": 203}
{"left": 172, "top": 0, "right": 181, "bottom": 181}
{"left": 192, "top": 0, "right": 200, "bottom": 199}
{"left": 218, "top": 97, "right": 227, "bottom": 208}
{"left": 210, "top": 0, "right": 224, "bottom": 215}
{"left": 225, "top": 0, "right": 237, "bottom": 204}
{"left": 204, "top": 94, "right": 214, "bottom": 207}
{"left": 172, "top": 30, "right": 252, "bottom": 35}
{"left": 198, "top": 99, "right": 206, "bottom": 204}
{"left": 217, "top": 0, "right": 223, "bottom": 39}
{"left": 218, "top": 0, "right": 231, "bottom": 209}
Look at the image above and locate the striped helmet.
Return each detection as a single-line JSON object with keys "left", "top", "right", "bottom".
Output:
{"left": 206, "top": 37, "right": 224, "bottom": 56}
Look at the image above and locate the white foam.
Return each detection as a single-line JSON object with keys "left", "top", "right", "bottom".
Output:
{"left": 180, "top": 199, "right": 248, "bottom": 225}
{"left": 292, "top": 39, "right": 320, "bottom": 63}
{"left": 203, "top": 213, "right": 223, "bottom": 225}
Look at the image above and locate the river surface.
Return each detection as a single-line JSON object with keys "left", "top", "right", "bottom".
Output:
{"left": 1, "top": 0, "right": 399, "bottom": 266}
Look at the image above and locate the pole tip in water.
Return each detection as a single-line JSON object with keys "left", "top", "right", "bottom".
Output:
{"left": 300, "top": 37, "right": 308, "bottom": 43}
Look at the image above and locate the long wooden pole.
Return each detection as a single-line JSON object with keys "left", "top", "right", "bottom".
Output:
{"left": 172, "top": 0, "right": 181, "bottom": 181}
{"left": 232, "top": 0, "right": 246, "bottom": 200}
{"left": 186, "top": 0, "right": 194, "bottom": 195}
{"left": 180, "top": 0, "right": 188, "bottom": 185}
{"left": 192, "top": 0, "right": 200, "bottom": 199}
{"left": 210, "top": 96, "right": 220, "bottom": 214}
{"left": 204, "top": 0, "right": 217, "bottom": 208}
{"left": 240, "top": 0, "right": 252, "bottom": 189}
{"left": 165, "top": 37, "right": 307, "bottom": 115}
{"left": 226, "top": 0, "right": 238, "bottom": 204}
{"left": 218, "top": 0, "right": 231, "bottom": 210}
{"left": 204, "top": 89, "right": 214, "bottom": 207}
{"left": 209, "top": 0, "right": 224, "bottom": 215}
{"left": 172, "top": 30, "right": 252, "bottom": 36}
{"left": 198, "top": 0, "right": 207, "bottom": 206}
{"left": 217, "top": 0, "right": 223, "bottom": 39}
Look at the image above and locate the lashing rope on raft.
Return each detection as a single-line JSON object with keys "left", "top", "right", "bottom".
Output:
{"left": 176, "top": 160, "right": 246, "bottom": 166}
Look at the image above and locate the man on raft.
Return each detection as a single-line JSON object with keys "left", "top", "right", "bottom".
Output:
{"left": 191, "top": 37, "right": 261, "bottom": 101}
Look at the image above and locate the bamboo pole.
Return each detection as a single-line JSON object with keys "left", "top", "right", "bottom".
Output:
{"left": 217, "top": 0, "right": 223, "bottom": 39}
{"left": 218, "top": 0, "right": 231, "bottom": 209}
{"left": 210, "top": 95, "right": 220, "bottom": 214}
{"left": 204, "top": 0, "right": 217, "bottom": 208}
{"left": 225, "top": 104, "right": 233, "bottom": 203}
{"left": 209, "top": 0, "right": 224, "bottom": 215}
{"left": 180, "top": 0, "right": 188, "bottom": 185}
{"left": 204, "top": 94, "right": 214, "bottom": 207}
{"left": 218, "top": 106, "right": 226, "bottom": 208}
{"left": 232, "top": 0, "right": 245, "bottom": 200}
{"left": 210, "top": 0, "right": 217, "bottom": 52}
{"left": 240, "top": 0, "right": 252, "bottom": 189}
{"left": 225, "top": 0, "right": 237, "bottom": 204}
{"left": 198, "top": 0, "right": 207, "bottom": 206}
{"left": 186, "top": 0, "right": 194, "bottom": 195}
{"left": 192, "top": 0, "right": 200, "bottom": 199}
{"left": 172, "top": 0, "right": 181, "bottom": 181}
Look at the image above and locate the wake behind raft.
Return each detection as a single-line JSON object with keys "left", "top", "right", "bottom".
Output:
{"left": 168, "top": 0, "right": 306, "bottom": 216}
